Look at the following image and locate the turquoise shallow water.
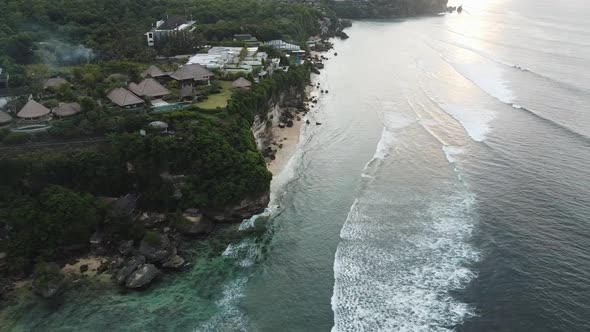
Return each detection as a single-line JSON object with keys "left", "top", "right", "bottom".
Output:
{"left": 4, "top": 0, "right": 590, "bottom": 330}
{"left": 0, "top": 226, "right": 248, "bottom": 332}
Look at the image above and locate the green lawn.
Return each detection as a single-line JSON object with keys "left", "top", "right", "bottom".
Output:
{"left": 194, "top": 81, "right": 233, "bottom": 110}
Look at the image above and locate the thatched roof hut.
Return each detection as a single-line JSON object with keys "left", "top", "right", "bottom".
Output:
{"left": 170, "top": 64, "right": 213, "bottom": 82}
{"left": 106, "top": 88, "right": 144, "bottom": 108}
{"left": 43, "top": 77, "right": 70, "bottom": 90}
{"left": 54, "top": 102, "right": 81, "bottom": 117}
{"left": 107, "top": 73, "right": 129, "bottom": 83}
{"left": 0, "top": 110, "right": 12, "bottom": 125}
{"left": 141, "top": 65, "right": 168, "bottom": 78}
{"left": 232, "top": 77, "right": 252, "bottom": 89}
{"left": 17, "top": 100, "right": 51, "bottom": 119}
{"left": 129, "top": 78, "right": 171, "bottom": 98}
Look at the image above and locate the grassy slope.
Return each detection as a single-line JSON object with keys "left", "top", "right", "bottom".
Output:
{"left": 194, "top": 81, "right": 234, "bottom": 110}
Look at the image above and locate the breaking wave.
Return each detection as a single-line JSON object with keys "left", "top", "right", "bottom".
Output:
{"left": 332, "top": 112, "right": 479, "bottom": 331}
{"left": 420, "top": 87, "right": 495, "bottom": 142}
{"left": 332, "top": 191, "right": 480, "bottom": 331}
{"left": 194, "top": 277, "right": 251, "bottom": 332}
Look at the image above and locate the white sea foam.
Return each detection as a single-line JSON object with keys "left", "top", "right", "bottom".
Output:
{"left": 332, "top": 192, "right": 479, "bottom": 332}
{"left": 200, "top": 72, "right": 317, "bottom": 330}
{"left": 222, "top": 238, "right": 258, "bottom": 267}
{"left": 238, "top": 207, "right": 274, "bottom": 231}
{"left": 382, "top": 111, "right": 416, "bottom": 130}
{"left": 373, "top": 128, "right": 397, "bottom": 161}
{"left": 419, "top": 82, "right": 495, "bottom": 143}
{"left": 362, "top": 111, "right": 414, "bottom": 177}
{"left": 452, "top": 62, "right": 514, "bottom": 104}
{"left": 442, "top": 145, "right": 464, "bottom": 164}
{"left": 436, "top": 102, "right": 494, "bottom": 142}
{"left": 194, "top": 277, "right": 250, "bottom": 332}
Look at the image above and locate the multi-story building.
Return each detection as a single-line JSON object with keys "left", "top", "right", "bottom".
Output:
{"left": 145, "top": 16, "right": 196, "bottom": 47}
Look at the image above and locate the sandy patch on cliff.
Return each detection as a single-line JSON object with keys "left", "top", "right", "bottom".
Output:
{"left": 13, "top": 279, "right": 32, "bottom": 290}
{"left": 61, "top": 256, "right": 108, "bottom": 277}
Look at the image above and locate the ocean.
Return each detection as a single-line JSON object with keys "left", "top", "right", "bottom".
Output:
{"left": 3, "top": 0, "right": 590, "bottom": 330}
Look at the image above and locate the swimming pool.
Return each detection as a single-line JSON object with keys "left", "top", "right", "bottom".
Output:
{"left": 11, "top": 124, "right": 52, "bottom": 133}
{"left": 151, "top": 101, "right": 192, "bottom": 112}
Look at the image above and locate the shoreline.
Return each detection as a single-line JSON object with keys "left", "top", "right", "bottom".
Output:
{"left": 0, "top": 47, "right": 332, "bottom": 310}
{"left": 266, "top": 74, "right": 322, "bottom": 176}
{"left": 266, "top": 109, "right": 305, "bottom": 176}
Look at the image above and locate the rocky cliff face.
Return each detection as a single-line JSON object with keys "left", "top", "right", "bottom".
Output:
{"left": 202, "top": 192, "right": 271, "bottom": 222}
{"left": 252, "top": 86, "right": 306, "bottom": 160}
{"left": 202, "top": 85, "right": 306, "bottom": 223}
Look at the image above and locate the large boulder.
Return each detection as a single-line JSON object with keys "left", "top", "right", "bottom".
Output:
{"left": 32, "top": 263, "right": 65, "bottom": 299}
{"left": 139, "top": 232, "right": 176, "bottom": 263}
{"left": 176, "top": 209, "right": 212, "bottom": 235}
{"left": 0, "top": 277, "right": 14, "bottom": 300}
{"left": 118, "top": 240, "right": 134, "bottom": 256}
{"left": 162, "top": 255, "right": 185, "bottom": 269}
{"left": 125, "top": 264, "right": 161, "bottom": 289}
{"left": 115, "top": 255, "right": 145, "bottom": 285}
{"left": 138, "top": 212, "right": 167, "bottom": 228}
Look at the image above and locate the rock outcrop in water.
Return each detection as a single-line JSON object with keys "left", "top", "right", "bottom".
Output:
{"left": 139, "top": 233, "right": 177, "bottom": 263}
{"left": 116, "top": 255, "right": 146, "bottom": 285}
{"left": 125, "top": 264, "right": 161, "bottom": 289}
{"left": 162, "top": 255, "right": 185, "bottom": 269}
{"left": 176, "top": 209, "right": 212, "bottom": 235}
{"left": 203, "top": 192, "right": 271, "bottom": 222}
{"left": 110, "top": 230, "right": 185, "bottom": 289}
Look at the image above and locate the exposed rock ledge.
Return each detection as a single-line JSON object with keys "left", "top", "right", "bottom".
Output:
{"left": 202, "top": 191, "right": 270, "bottom": 222}
{"left": 252, "top": 86, "right": 306, "bottom": 163}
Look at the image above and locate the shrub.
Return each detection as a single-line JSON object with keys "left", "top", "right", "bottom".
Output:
{"left": 0, "top": 128, "right": 9, "bottom": 141}
{"left": 2, "top": 132, "right": 29, "bottom": 144}
{"left": 144, "top": 231, "right": 161, "bottom": 246}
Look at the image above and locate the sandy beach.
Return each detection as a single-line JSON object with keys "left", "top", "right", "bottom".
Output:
{"left": 266, "top": 78, "right": 321, "bottom": 176}
{"left": 267, "top": 117, "right": 304, "bottom": 175}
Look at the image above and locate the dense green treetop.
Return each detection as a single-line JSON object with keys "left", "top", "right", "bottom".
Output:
{"left": 333, "top": 0, "right": 448, "bottom": 18}
{"left": 0, "top": 0, "right": 322, "bottom": 64}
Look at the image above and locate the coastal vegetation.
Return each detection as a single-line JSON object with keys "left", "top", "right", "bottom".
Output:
{"left": 333, "top": 0, "right": 449, "bottom": 18}
{"left": 0, "top": 0, "right": 325, "bottom": 86}
{"left": 0, "top": 0, "right": 448, "bottom": 306}
{"left": 0, "top": 65, "right": 309, "bottom": 284}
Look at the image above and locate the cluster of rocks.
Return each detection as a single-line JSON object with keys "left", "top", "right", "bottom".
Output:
{"left": 94, "top": 209, "right": 214, "bottom": 290}
{"left": 111, "top": 232, "right": 184, "bottom": 289}
{"left": 32, "top": 263, "right": 65, "bottom": 299}
{"left": 0, "top": 277, "right": 14, "bottom": 301}
{"left": 318, "top": 17, "right": 351, "bottom": 41}
{"left": 446, "top": 5, "right": 463, "bottom": 14}
{"left": 311, "top": 53, "right": 329, "bottom": 74}
{"left": 203, "top": 193, "right": 270, "bottom": 222}
{"left": 311, "top": 40, "right": 334, "bottom": 53}
{"left": 262, "top": 108, "right": 308, "bottom": 161}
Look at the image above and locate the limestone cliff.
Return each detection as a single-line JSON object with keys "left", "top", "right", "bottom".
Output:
{"left": 200, "top": 85, "right": 306, "bottom": 222}
{"left": 251, "top": 86, "right": 306, "bottom": 162}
